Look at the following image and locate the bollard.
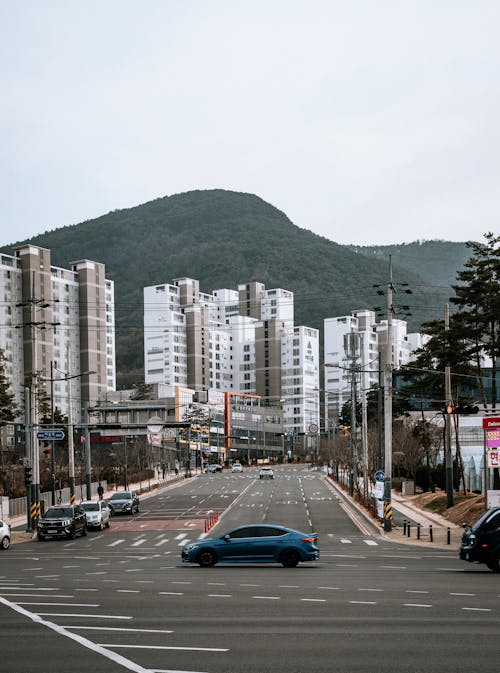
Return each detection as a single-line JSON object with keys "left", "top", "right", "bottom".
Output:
{"left": 429, "top": 525, "right": 433, "bottom": 542}
{"left": 403, "top": 519, "right": 407, "bottom": 535}
{"left": 447, "top": 527, "right": 451, "bottom": 545}
{"left": 417, "top": 523, "right": 421, "bottom": 540}
{"left": 407, "top": 522, "right": 411, "bottom": 537}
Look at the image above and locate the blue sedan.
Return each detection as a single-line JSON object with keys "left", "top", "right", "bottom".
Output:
{"left": 181, "top": 524, "right": 319, "bottom": 567}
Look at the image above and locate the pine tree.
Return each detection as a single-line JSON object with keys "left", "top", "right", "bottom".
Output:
{"left": 451, "top": 232, "right": 500, "bottom": 411}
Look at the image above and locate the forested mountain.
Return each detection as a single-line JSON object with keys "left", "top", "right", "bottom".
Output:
{"left": 1, "top": 189, "right": 473, "bottom": 387}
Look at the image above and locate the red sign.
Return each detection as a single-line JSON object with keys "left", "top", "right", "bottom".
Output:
{"left": 483, "top": 417, "right": 500, "bottom": 429}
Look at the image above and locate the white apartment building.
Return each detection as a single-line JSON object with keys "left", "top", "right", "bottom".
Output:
{"left": 0, "top": 245, "right": 115, "bottom": 437}
{"left": 281, "top": 325, "right": 320, "bottom": 434}
{"left": 144, "top": 278, "right": 320, "bottom": 435}
{"left": 324, "top": 310, "right": 421, "bottom": 429}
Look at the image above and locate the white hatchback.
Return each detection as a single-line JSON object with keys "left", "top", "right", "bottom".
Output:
{"left": 0, "top": 519, "right": 11, "bottom": 550}
{"left": 231, "top": 463, "right": 243, "bottom": 473}
{"left": 81, "top": 500, "right": 111, "bottom": 530}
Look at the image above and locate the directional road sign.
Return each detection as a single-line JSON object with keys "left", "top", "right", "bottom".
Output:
{"left": 37, "top": 430, "right": 65, "bottom": 441}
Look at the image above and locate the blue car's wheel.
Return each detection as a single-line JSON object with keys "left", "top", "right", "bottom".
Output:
{"left": 280, "top": 549, "right": 300, "bottom": 568}
{"left": 197, "top": 549, "right": 217, "bottom": 567}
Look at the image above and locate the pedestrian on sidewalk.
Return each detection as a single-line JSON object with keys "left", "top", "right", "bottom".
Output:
{"left": 97, "top": 482, "right": 104, "bottom": 499}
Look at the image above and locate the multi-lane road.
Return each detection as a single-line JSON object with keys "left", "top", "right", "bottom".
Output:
{"left": 1, "top": 465, "right": 498, "bottom": 673}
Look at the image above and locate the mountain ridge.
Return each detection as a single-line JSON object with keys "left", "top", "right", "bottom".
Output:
{"left": 1, "top": 189, "right": 471, "bottom": 387}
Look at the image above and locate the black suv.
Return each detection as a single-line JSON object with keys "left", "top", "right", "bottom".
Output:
{"left": 460, "top": 507, "right": 500, "bottom": 572}
{"left": 37, "top": 505, "right": 87, "bottom": 541}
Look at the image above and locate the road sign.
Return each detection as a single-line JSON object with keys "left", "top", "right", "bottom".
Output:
{"left": 308, "top": 423, "right": 319, "bottom": 434}
{"left": 375, "top": 470, "right": 385, "bottom": 482}
{"left": 36, "top": 430, "right": 65, "bottom": 441}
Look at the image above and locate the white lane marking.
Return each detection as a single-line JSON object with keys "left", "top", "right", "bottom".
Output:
{"left": 0, "top": 597, "right": 148, "bottom": 672}
{"left": 36, "top": 612, "right": 132, "bottom": 619}
{"left": 208, "top": 594, "right": 232, "bottom": 598}
{"left": 340, "top": 539, "right": 352, "bottom": 544}
{"left": 318, "top": 586, "right": 341, "bottom": 590}
{"left": 349, "top": 601, "right": 377, "bottom": 605}
{"left": 0, "top": 593, "right": 74, "bottom": 598}
{"left": 159, "top": 592, "right": 184, "bottom": 596}
{"left": 301, "top": 598, "right": 326, "bottom": 603}
{"left": 252, "top": 596, "right": 280, "bottom": 600}
{"left": 178, "top": 539, "right": 190, "bottom": 547}
{"left": 109, "top": 539, "right": 125, "bottom": 547}
{"left": 406, "top": 590, "right": 429, "bottom": 594}
{"left": 403, "top": 604, "right": 433, "bottom": 608}
{"left": 15, "top": 602, "right": 99, "bottom": 607}
{"left": 117, "top": 590, "right": 140, "bottom": 594}
{"left": 279, "top": 585, "right": 299, "bottom": 589}
{"left": 67, "top": 626, "right": 173, "bottom": 633}
{"left": 358, "top": 588, "right": 383, "bottom": 592}
{"left": 240, "top": 583, "right": 260, "bottom": 587}
{"left": 363, "top": 540, "right": 378, "bottom": 546}
{"left": 132, "top": 540, "right": 147, "bottom": 547}
{"left": 175, "top": 533, "right": 188, "bottom": 540}
{"left": 462, "top": 607, "right": 491, "bottom": 612}
{"left": 450, "top": 592, "right": 475, "bottom": 596}
{"left": 100, "top": 643, "right": 228, "bottom": 652}
{"left": 380, "top": 565, "right": 407, "bottom": 570}
{"left": 172, "top": 581, "right": 192, "bottom": 585}
{"left": 336, "top": 564, "right": 359, "bottom": 568}
{"left": 155, "top": 539, "right": 169, "bottom": 546}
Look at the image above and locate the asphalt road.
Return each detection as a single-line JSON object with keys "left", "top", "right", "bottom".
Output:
{"left": 0, "top": 465, "right": 498, "bottom": 673}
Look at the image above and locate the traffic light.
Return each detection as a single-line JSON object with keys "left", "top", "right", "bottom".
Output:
{"left": 24, "top": 466, "right": 32, "bottom": 487}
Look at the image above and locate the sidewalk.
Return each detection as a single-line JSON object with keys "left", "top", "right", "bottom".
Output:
{"left": 327, "top": 476, "right": 463, "bottom": 550}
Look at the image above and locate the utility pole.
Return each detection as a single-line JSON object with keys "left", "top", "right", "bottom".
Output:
{"left": 383, "top": 257, "right": 394, "bottom": 532}
{"left": 83, "top": 401, "right": 92, "bottom": 500}
{"left": 67, "top": 344, "right": 76, "bottom": 505}
{"left": 361, "top": 334, "right": 369, "bottom": 501}
{"left": 345, "top": 331, "right": 359, "bottom": 497}
{"left": 444, "top": 304, "right": 454, "bottom": 508}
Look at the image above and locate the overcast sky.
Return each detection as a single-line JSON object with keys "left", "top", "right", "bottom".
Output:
{"left": 1, "top": 1, "right": 498, "bottom": 248}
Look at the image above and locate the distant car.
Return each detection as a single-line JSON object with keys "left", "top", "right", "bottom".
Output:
{"left": 460, "top": 507, "right": 500, "bottom": 572}
{"left": 231, "top": 463, "right": 243, "bottom": 473}
{"left": 37, "top": 505, "right": 87, "bottom": 540}
{"left": 81, "top": 499, "right": 111, "bottom": 530}
{"left": 259, "top": 467, "right": 274, "bottom": 479}
{"left": 182, "top": 524, "right": 319, "bottom": 567}
{"left": 0, "top": 519, "right": 11, "bottom": 550}
{"left": 108, "top": 490, "right": 140, "bottom": 516}
{"left": 207, "top": 464, "right": 223, "bottom": 473}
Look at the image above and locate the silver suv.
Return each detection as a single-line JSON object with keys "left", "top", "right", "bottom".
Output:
{"left": 0, "top": 519, "right": 10, "bottom": 550}
{"left": 81, "top": 500, "right": 111, "bottom": 530}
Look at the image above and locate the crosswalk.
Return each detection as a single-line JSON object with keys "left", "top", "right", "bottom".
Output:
{"left": 83, "top": 531, "right": 382, "bottom": 550}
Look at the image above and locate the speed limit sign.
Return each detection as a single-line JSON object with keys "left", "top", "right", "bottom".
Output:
{"left": 308, "top": 423, "right": 319, "bottom": 434}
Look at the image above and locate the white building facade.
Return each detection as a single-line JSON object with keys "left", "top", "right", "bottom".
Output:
{"left": 144, "top": 278, "right": 320, "bottom": 435}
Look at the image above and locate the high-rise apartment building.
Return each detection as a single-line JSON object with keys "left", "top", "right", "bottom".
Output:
{"left": 144, "top": 278, "right": 319, "bottom": 433}
{"left": 323, "top": 309, "right": 421, "bottom": 429}
{"left": 0, "top": 245, "right": 115, "bottom": 432}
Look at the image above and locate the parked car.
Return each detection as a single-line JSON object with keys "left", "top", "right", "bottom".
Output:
{"left": 108, "top": 490, "right": 140, "bottom": 515}
{"left": 460, "top": 507, "right": 500, "bottom": 572}
{"left": 81, "top": 499, "right": 111, "bottom": 530}
{"left": 37, "top": 505, "right": 87, "bottom": 541}
{"left": 182, "top": 523, "right": 319, "bottom": 567}
{"left": 259, "top": 467, "right": 274, "bottom": 479}
{"left": 231, "top": 463, "right": 243, "bottom": 473}
{"left": 207, "top": 464, "right": 223, "bottom": 473}
{"left": 0, "top": 519, "right": 11, "bottom": 550}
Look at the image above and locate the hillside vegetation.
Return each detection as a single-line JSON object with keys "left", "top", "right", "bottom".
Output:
{"left": 2, "top": 189, "right": 471, "bottom": 386}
